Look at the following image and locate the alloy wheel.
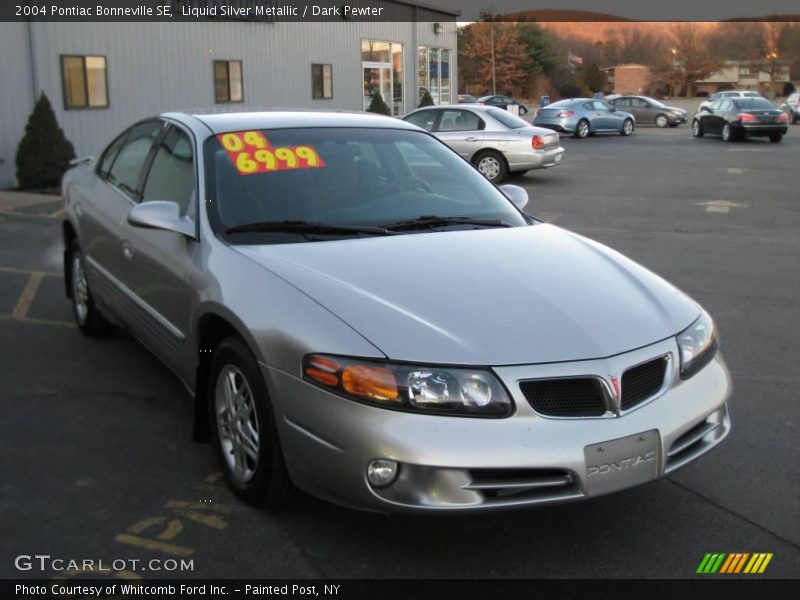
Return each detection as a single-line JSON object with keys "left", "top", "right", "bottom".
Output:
{"left": 71, "top": 252, "right": 89, "bottom": 325}
{"left": 577, "top": 121, "right": 589, "bottom": 138}
{"left": 214, "top": 364, "right": 260, "bottom": 482}
{"left": 656, "top": 115, "right": 668, "bottom": 128}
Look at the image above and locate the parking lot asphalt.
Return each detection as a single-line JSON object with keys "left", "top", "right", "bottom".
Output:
{"left": 1, "top": 122, "right": 799, "bottom": 580}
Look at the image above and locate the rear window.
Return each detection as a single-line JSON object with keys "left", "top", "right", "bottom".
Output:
{"left": 486, "top": 107, "right": 528, "bottom": 129}
{"left": 734, "top": 98, "right": 776, "bottom": 110}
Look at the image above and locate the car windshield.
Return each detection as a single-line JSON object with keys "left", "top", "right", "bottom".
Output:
{"left": 734, "top": 98, "right": 776, "bottom": 110}
{"left": 486, "top": 108, "right": 528, "bottom": 129}
{"left": 204, "top": 127, "right": 529, "bottom": 243}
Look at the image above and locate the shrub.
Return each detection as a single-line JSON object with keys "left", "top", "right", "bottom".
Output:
{"left": 15, "top": 93, "right": 76, "bottom": 189}
{"left": 418, "top": 89, "right": 435, "bottom": 108}
{"left": 367, "top": 91, "right": 391, "bottom": 116}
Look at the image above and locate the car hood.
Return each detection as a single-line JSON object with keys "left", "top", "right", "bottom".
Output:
{"left": 234, "top": 224, "right": 700, "bottom": 366}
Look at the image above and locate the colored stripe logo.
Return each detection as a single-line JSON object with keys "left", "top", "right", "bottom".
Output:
{"left": 697, "top": 553, "right": 773, "bottom": 574}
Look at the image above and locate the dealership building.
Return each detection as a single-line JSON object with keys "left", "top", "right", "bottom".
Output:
{"left": 0, "top": 2, "right": 458, "bottom": 187}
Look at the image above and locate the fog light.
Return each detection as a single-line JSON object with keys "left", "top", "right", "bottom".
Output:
{"left": 367, "top": 459, "right": 399, "bottom": 488}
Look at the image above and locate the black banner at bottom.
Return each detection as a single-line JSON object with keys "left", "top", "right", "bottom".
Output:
{"left": 4, "top": 579, "right": 798, "bottom": 600}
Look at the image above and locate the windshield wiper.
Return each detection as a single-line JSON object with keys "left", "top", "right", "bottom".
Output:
{"left": 381, "top": 216, "right": 516, "bottom": 232}
{"left": 225, "top": 220, "right": 396, "bottom": 236}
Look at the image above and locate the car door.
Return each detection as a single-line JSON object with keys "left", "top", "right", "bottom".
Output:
{"left": 703, "top": 99, "right": 725, "bottom": 134}
{"left": 433, "top": 109, "right": 485, "bottom": 159}
{"left": 592, "top": 101, "right": 617, "bottom": 130}
{"left": 80, "top": 120, "right": 165, "bottom": 317}
{"left": 118, "top": 123, "right": 199, "bottom": 368}
{"left": 627, "top": 98, "right": 649, "bottom": 123}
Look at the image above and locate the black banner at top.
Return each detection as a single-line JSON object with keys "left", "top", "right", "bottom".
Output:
{"left": 4, "top": 0, "right": 800, "bottom": 22}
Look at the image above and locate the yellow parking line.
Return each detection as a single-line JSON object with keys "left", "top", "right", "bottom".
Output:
{"left": 0, "top": 209, "right": 62, "bottom": 220}
{"left": 0, "top": 265, "right": 62, "bottom": 277}
{"left": 113, "top": 533, "right": 195, "bottom": 557}
{"left": 11, "top": 272, "right": 44, "bottom": 320}
{"left": 0, "top": 315, "right": 76, "bottom": 328}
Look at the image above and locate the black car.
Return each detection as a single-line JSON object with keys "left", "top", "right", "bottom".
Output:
{"left": 478, "top": 95, "right": 529, "bottom": 115}
{"left": 692, "top": 96, "right": 789, "bottom": 143}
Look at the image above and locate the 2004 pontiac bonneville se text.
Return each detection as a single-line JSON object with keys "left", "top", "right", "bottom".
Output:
{"left": 61, "top": 109, "right": 731, "bottom": 513}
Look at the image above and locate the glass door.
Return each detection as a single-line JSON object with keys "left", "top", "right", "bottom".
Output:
{"left": 363, "top": 64, "right": 392, "bottom": 112}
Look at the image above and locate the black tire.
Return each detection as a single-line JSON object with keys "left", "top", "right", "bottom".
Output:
{"left": 692, "top": 119, "right": 704, "bottom": 138}
{"left": 621, "top": 118, "right": 635, "bottom": 136}
{"left": 793, "top": 114, "right": 798, "bottom": 124}
{"left": 655, "top": 114, "right": 669, "bottom": 128}
{"left": 209, "top": 336, "right": 293, "bottom": 508}
{"left": 472, "top": 150, "right": 508, "bottom": 183}
{"left": 66, "top": 240, "right": 114, "bottom": 336}
{"left": 574, "top": 119, "right": 590, "bottom": 139}
{"left": 721, "top": 123, "right": 735, "bottom": 142}
{"left": 511, "top": 170, "right": 530, "bottom": 177}
{"left": 769, "top": 133, "right": 783, "bottom": 143}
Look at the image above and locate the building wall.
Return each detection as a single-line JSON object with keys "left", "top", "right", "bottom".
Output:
{"left": 613, "top": 67, "right": 651, "bottom": 95}
{"left": 0, "top": 23, "right": 37, "bottom": 187}
{"left": 0, "top": 17, "right": 457, "bottom": 188}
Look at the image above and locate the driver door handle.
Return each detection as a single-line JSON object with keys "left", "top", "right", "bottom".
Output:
{"left": 464, "top": 137, "right": 478, "bottom": 142}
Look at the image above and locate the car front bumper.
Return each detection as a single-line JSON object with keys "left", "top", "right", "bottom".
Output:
{"left": 265, "top": 338, "right": 732, "bottom": 513}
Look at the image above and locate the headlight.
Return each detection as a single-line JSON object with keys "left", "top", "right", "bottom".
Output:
{"left": 676, "top": 311, "right": 717, "bottom": 379}
{"left": 303, "top": 354, "right": 513, "bottom": 417}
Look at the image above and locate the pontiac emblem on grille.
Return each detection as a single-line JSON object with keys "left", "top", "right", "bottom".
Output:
{"left": 608, "top": 375, "right": 621, "bottom": 415}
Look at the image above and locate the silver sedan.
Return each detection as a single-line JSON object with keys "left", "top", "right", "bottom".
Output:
{"left": 403, "top": 105, "right": 564, "bottom": 183}
{"left": 62, "top": 110, "right": 730, "bottom": 513}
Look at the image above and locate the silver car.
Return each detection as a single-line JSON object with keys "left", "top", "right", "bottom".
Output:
{"left": 63, "top": 110, "right": 731, "bottom": 513}
{"left": 403, "top": 105, "right": 564, "bottom": 183}
{"left": 534, "top": 98, "right": 636, "bottom": 138}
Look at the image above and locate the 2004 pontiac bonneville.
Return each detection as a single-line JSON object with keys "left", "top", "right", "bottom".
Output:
{"left": 62, "top": 110, "right": 731, "bottom": 512}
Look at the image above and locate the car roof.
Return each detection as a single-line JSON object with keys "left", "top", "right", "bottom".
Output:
{"left": 161, "top": 108, "right": 417, "bottom": 134}
{"left": 408, "top": 104, "right": 500, "bottom": 114}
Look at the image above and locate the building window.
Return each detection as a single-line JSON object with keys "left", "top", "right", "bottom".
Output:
{"left": 312, "top": 64, "right": 333, "bottom": 99}
{"left": 417, "top": 47, "right": 451, "bottom": 106}
{"left": 362, "top": 40, "right": 403, "bottom": 116}
{"left": 214, "top": 60, "right": 243, "bottom": 103}
{"left": 61, "top": 55, "right": 108, "bottom": 109}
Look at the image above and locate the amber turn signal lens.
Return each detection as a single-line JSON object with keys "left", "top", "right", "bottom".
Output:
{"left": 342, "top": 365, "right": 399, "bottom": 403}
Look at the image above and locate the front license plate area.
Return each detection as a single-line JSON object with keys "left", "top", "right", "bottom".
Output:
{"left": 584, "top": 430, "right": 659, "bottom": 496}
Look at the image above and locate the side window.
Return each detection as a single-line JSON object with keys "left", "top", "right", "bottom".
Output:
{"left": 438, "top": 110, "right": 482, "bottom": 132}
{"left": 142, "top": 126, "right": 196, "bottom": 217}
{"left": 107, "top": 121, "right": 163, "bottom": 199}
{"left": 404, "top": 110, "right": 437, "bottom": 132}
{"left": 720, "top": 99, "right": 733, "bottom": 112}
{"left": 583, "top": 102, "right": 594, "bottom": 111}
{"left": 632, "top": 98, "right": 647, "bottom": 107}
{"left": 615, "top": 98, "right": 629, "bottom": 107}
{"left": 97, "top": 131, "right": 128, "bottom": 180}
{"left": 593, "top": 101, "right": 610, "bottom": 111}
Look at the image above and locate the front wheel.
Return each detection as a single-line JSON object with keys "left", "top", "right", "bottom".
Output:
{"left": 472, "top": 150, "right": 508, "bottom": 183}
{"left": 66, "top": 240, "right": 114, "bottom": 336}
{"left": 210, "top": 337, "right": 293, "bottom": 507}
{"left": 621, "top": 119, "right": 634, "bottom": 136}
{"left": 769, "top": 133, "right": 783, "bottom": 143}
{"left": 574, "top": 119, "right": 590, "bottom": 139}
{"left": 655, "top": 114, "right": 669, "bottom": 128}
{"left": 692, "top": 119, "right": 704, "bottom": 137}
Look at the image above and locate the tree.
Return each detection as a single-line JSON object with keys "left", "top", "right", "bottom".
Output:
{"left": 418, "top": 89, "right": 435, "bottom": 108}
{"left": 668, "top": 24, "right": 722, "bottom": 97}
{"left": 15, "top": 93, "right": 76, "bottom": 189}
{"left": 367, "top": 91, "right": 390, "bottom": 116}
{"left": 459, "top": 21, "right": 528, "bottom": 97}
{"left": 517, "top": 23, "right": 559, "bottom": 77}
{"left": 577, "top": 63, "right": 607, "bottom": 94}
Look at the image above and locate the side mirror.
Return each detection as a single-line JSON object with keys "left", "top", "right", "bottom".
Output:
{"left": 128, "top": 201, "right": 194, "bottom": 238}
{"left": 498, "top": 184, "right": 529, "bottom": 210}
{"left": 700, "top": 106, "right": 711, "bottom": 113}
